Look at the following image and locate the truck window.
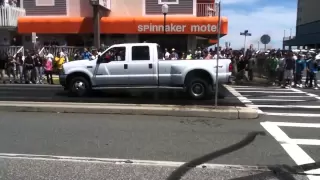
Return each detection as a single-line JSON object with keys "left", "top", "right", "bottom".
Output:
{"left": 104, "top": 47, "right": 126, "bottom": 62}
{"left": 132, "top": 46, "right": 150, "bottom": 61}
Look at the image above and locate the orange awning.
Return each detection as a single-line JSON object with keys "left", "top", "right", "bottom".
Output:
{"left": 18, "top": 16, "right": 228, "bottom": 35}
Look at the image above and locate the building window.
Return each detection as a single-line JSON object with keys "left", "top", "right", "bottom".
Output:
{"left": 158, "top": 0, "right": 179, "bottom": 5}
{"left": 35, "top": 0, "right": 55, "bottom": 6}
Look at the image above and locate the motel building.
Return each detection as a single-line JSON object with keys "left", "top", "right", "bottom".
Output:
{"left": 0, "top": 0, "right": 228, "bottom": 53}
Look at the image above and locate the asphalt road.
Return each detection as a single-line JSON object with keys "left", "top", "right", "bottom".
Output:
{"left": 0, "top": 112, "right": 318, "bottom": 179}
{"left": 0, "top": 84, "right": 243, "bottom": 106}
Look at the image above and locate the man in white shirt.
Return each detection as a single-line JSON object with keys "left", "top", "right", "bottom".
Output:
{"left": 164, "top": 48, "right": 170, "bottom": 60}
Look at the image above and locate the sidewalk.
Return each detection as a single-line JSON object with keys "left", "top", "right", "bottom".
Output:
{"left": 0, "top": 101, "right": 259, "bottom": 119}
{"left": 1, "top": 74, "right": 60, "bottom": 84}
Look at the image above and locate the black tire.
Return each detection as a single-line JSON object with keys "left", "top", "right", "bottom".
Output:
{"left": 186, "top": 78, "right": 213, "bottom": 100}
{"left": 68, "top": 76, "right": 91, "bottom": 97}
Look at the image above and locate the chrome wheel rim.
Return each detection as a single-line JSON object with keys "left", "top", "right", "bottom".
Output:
{"left": 73, "top": 81, "right": 86, "bottom": 94}
{"left": 191, "top": 83, "right": 205, "bottom": 97}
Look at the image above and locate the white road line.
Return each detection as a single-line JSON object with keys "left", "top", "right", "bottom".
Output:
{"left": 223, "top": 85, "right": 262, "bottom": 114}
{"left": 248, "top": 104, "right": 320, "bottom": 108}
{"left": 248, "top": 99, "right": 305, "bottom": 102}
{"left": 229, "top": 85, "right": 252, "bottom": 88}
{"left": 291, "top": 88, "right": 320, "bottom": 100}
{"left": 237, "top": 91, "right": 305, "bottom": 93}
{"left": 291, "top": 139, "right": 320, "bottom": 146}
{"left": 0, "top": 153, "right": 270, "bottom": 171}
{"left": 261, "top": 112, "right": 320, "bottom": 117}
{"left": 266, "top": 95, "right": 311, "bottom": 98}
{"left": 269, "top": 122, "right": 320, "bottom": 128}
{"left": 260, "top": 122, "right": 319, "bottom": 180}
{"left": 233, "top": 88, "right": 291, "bottom": 90}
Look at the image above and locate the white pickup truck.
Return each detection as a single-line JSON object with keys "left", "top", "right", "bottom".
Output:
{"left": 59, "top": 43, "right": 232, "bottom": 100}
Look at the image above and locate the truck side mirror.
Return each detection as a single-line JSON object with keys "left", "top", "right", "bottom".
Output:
{"left": 97, "top": 55, "right": 111, "bottom": 64}
{"left": 97, "top": 56, "right": 103, "bottom": 64}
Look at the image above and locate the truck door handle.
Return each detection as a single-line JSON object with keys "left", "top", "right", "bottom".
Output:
{"left": 149, "top": 63, "right": 152, "bottom": 69}
{"left": 124, "top": 64, "right": 128, "bottom": 69}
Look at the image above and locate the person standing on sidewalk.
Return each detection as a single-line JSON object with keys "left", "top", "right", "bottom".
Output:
{"left": 282, "top": 51, "right": 295, "bottom": 88}
{"left": 34, "top": 53, "right": 43, "bottom": 84}
{"left": 306, "top": 53, "right": 319, "bottom": 89}
{"left": 24, "top": 51, "right": 34, "bottom": 84}
{"left": 0, "top": 52, "right": 7, "bottom": 83}
{"left": 305, "top": 53, "right": 312, "bottom": 88}
{"left": 44, "top": 54, "right": 53, "bottom": 84}
{"left": 6, "top": 54, "right": 16, "bottom": 83}
{"left": 15, "top": 52, "right": 24, "bottom": 83}
{"left": 294, "top": 54, "right": 306, "bottom": 88}
{"left": 246, "top": 52, "right": 255, "bottom": 81}
{"left": 277, "top": 52, "right": 285, "bottom": 86}
{"left": 267, "top": 52, "right": 279, "bottom": 85}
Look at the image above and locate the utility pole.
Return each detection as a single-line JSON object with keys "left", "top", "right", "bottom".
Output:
{"left": 240, "top": 30, "right": 252, "bottom": 55}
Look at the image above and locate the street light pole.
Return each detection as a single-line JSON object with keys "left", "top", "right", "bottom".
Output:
{"left": 240, "top": 30, "right": 251, "bottom": 55}
{"left": 157, "top": 4, "right": 168, "bottom": 100}
{"left": 214, "top": 0, "right": 221, "bottom": 108}
{"left": 162, "top": 4, "right": 168, "bottom": 37}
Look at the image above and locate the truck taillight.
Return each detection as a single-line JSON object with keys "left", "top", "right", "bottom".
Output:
{"left": 228, "top": 63, "right": 233, "bottom": 72}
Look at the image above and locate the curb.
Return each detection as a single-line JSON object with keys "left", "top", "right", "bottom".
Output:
{"left": 0, "top": 101, "right": 259, "bottom": 120}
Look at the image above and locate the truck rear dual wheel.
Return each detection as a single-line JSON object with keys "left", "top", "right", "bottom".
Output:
{"left": 186, "top": 78, "right": 213, "bottom": 100}
{"left": 68, "top": 76, "right": 91, "bottom": 97}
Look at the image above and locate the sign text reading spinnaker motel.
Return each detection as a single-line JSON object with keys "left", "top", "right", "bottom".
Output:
{"left": 137, "top": 23, "right": 218, "bottom": 33}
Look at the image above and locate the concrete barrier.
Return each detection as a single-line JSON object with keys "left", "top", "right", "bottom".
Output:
{"left": 0, "top": 101, "right": 259, "bottom": 120}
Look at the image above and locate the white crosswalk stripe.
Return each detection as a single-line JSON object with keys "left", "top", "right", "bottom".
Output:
{"left": 224, "top": 84, "right": 320, "bottom": 117}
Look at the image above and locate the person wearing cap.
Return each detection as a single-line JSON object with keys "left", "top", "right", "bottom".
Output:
{"left": 170, "top": 48, "right": 178, "bottom": 60}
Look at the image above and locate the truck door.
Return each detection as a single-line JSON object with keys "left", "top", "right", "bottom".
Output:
{"left": 126, "top": 45, "right": 157, "bottom": 86}
{"left": 93, "top": 46, "right": 129, "bottom": 86}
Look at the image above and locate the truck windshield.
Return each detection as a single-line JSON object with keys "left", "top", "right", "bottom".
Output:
{"left": 157, "top": 45, "right": 164, "bottom": 60}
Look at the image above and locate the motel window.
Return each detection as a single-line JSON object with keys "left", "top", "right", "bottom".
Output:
{"left": 36, "top": 0, "right": 55, "bottom": 6}
{"left": 158, "top": 0, "right": 179, "bottom": 5}
{"left": 132, "top": 46, "right": 150, "bottom": 61}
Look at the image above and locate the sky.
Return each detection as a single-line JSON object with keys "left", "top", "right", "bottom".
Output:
{"left": 220, "top": 0, "right": 297, "bottom": 49}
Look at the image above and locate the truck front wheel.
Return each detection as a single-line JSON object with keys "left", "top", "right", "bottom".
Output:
{"left": 186, "top": 78, "right": 212, "bottom": 100}
{"left": 68, "top": 76, "right": 91, "bottom": 97}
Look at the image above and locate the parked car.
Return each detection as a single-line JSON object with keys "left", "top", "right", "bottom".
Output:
{"left": 59, "top": 43, "right": 232, "bottom": 100}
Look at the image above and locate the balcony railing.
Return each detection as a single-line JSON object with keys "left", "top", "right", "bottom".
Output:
{"left": 283, "top": 36, "right": 296, "bottom": 41}
{"left": 197, "top": 3, "right": 219, "bottom": 17}
{"left": 0, "top": 6, "right": 26, "bottom": 27}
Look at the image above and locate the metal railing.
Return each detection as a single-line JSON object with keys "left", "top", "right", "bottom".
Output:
{"left": 40, "top": 46, "right": 84, "bottom": 59}
{"left": 0, "top": 6, "right": 26, "bottom": 27}
{"left": 197, "top": 3, "right": 219, "bottom": 17}
{"left": 0, "top": 45, "right": 24, "bottom": 56}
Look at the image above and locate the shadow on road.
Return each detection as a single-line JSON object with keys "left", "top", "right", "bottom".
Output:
{"left": 0, "top": 84, "right": 244, "bottom": 106}
{"left": 167, "top": 132, "right": 266, "bottom": 180}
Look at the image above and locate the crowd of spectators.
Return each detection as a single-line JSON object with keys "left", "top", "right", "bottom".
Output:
{"left": 0, "top": 0, "right": 19, "bottom": 7}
